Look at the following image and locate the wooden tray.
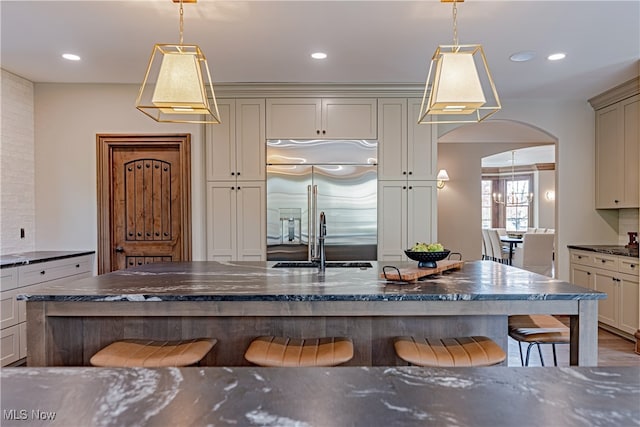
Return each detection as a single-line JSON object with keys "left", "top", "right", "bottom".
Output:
{"left": 380, "top": 260, "right": 464, "bottom": 283}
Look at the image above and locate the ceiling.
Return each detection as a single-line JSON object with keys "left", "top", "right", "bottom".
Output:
{"left": 482, "top": 145, "right": 555, "bottom": 167}
{"left": 1, "top": 0, "right": 638, "bottom": 102}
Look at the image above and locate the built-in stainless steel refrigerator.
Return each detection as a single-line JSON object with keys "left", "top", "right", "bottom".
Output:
{"left": 266, "top": 139, "right": 377, "bottom": 261}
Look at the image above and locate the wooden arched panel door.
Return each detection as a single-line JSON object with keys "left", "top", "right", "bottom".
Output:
{"left": 97, "top": 134, "right": 191, "bottom": 274}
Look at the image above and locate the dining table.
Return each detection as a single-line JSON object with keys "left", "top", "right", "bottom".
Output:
{"left": 500, "top": 236, "right": 523, "bottom": 264}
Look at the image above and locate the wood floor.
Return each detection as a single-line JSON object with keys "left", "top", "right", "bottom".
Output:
{"left": 508, "top": 327, "right": 640, "bottom": 367}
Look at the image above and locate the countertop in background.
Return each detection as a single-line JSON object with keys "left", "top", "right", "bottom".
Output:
{"left": 567, "top": 245, "right": 638, "bottom": 258}
{"left": 0, "top": 251, "right": 95, "bottom": 269}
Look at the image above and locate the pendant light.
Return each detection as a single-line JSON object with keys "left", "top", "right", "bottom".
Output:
{"left": 493, "top": 151, "right": 534, "bottom": 205}
{"left": 418, "top": 0, "right": 501, "bottom": 124}
{"left": 136, "top": 0, "right": 220, "bottom": 124}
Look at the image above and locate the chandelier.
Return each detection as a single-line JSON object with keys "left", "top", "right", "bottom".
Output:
{"left": 135, "top": 0, "right": 220, "bottom": 124}
{"left": 418, "top": 0, "right": 501, "bottom": 124}
{"left": 493, "top": 151, "right": 534, "bottom": 205}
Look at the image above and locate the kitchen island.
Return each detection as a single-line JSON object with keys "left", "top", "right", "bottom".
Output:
{"left": 20, "top": 261, "right": 605, "bottom": 367}
{"left": 2, "top": 366, "right": 638, "bottom": 426}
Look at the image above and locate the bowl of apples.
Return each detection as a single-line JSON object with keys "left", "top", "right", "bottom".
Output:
{"left": 404, "top": 242, "right": 450, "bottom": 268}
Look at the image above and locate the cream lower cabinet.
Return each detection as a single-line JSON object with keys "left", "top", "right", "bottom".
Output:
{"left": 378, "top": 181, "right": 437, "bottom": 261}
{"left": 570, "top": 249, "right": 639, "bottom": 337}
{"left": 266, "top": 98, "right": 377, "bottom": 139}
{"left": 206, "top": 181, "right": 266, "bottom": 261}
{"left": 0, "top": 254, "right": 93, "bottom": 366}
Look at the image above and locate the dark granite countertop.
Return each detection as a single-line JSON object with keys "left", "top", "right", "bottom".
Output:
{"left": 1, "top": 366, "right": 638, "bottom": 426}
{"left": 17, "top": 260, "right": 604, "bottom": 302}
{"left": 0, "top": 250, "right": 95, "bottom": 269}
{"left": 567, "top": 245, "right": 639, "bottom": 258}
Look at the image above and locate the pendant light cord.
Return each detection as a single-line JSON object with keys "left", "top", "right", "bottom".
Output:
{"left": 179, "top": 0, "right": 184, "bottom": 45}
{"left": 452, "top": 0, "right": 459, "bottom": 48}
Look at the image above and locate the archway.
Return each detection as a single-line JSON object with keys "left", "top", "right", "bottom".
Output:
{"left": 436, "top": 120, "right": 558, "bottom": 261}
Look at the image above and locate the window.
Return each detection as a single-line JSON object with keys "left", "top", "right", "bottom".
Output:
{"left": 482, "top": 174, "right": 533, "bottom": 230}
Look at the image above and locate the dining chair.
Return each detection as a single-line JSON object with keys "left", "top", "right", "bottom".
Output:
{"left": 512, "top": 233, "right": 555, "bottom": 276}
{"left": 488, "top": 229, "right": 510, "bottom": 264}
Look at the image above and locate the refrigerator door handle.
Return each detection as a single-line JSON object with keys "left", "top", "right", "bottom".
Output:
{"left": 312, "top": 184, "right": 318, "bottom": 261}
{"left": 307, "top": 185, "right": 313, "bottom": 260}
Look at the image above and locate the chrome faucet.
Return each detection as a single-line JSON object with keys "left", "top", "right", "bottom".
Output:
{"left": 317, "top": 211, "right": 326, "bottom": 272}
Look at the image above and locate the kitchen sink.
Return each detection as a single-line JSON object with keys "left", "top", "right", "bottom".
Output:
{"left": 272, "top": 261, "right": 373, "bottom": 268}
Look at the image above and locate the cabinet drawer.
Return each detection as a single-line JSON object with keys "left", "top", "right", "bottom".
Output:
{"left": 570, "top": 250, "right": 593, "bottom": 267}
{"left": 592, "top": 253, "right": 618, "bottom": 271}
{"left": 1, "top": 267, "right": 18, "bottom": 291}
{"left": 619, "top": 257, "right": 640, "bottom": 276}
{"left": 1, "top": 324, "right": 21, "bottom": 366}
{"left": 18, "top": 255, "right": 93, "bottom": 286}
{"left": 0, "top": 288, "right": 20, "bottom": 329}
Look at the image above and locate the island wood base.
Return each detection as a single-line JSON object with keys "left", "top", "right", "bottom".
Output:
{"left": 26, "top": 299, "right": 598, "bottom": 367}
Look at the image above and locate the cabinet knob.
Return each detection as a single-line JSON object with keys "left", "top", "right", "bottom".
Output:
{"left": 237, "top": 172, "right": 240, "bottom": 176}
{"left": 408, "top": 171, "right": 412, "bottom": 175}
{"left": 630, "top": 264, "right": 636, "bottom": 268}
{"left": 403, "top": 171, "right": 407, "bottom": 175}
{"left": 402, "top": 186, "right": 407, "bottom": 190}
{"left": 614, "top": 199, "right": 619, "bottom": 203}
{"left": 587, "top": 272, "right": 591, "bottom": 275}
{"left": 237, "top": 186, "right": 241, "bottom": 190}
{"left": 316, "top": 130, "right": 320, "bottom": 135}
{"left": 75, "top": 264, "right": 80, "bottom": 268}
{"left": 408, "top": 186, "right": 413, "bottom": 190}
{"left": 322, "top": 130, "right": 326, "bottom": 135}
{"left": 578, "top": 256, "right": 582, "bottom": 259}
{"left": 601, "top": 260, "right": 606, "bottom": 263}
{"left": 231, "top": 172, "right": 235, "bottom": 176}
{"left": 40, "top": 270, "right": 46, "bottom": 275}
{"left": 231, "top": 186, "right": 235, "bottom": 190}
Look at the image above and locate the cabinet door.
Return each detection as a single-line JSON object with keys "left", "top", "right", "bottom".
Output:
{"left": 236, "top": 99, "right": 266, "bottom": 181}
{"left": 570, "top": 263, "right": 594, "bottom": 290}
{"left": 0, "top": 288, "right": 19, "bottom": 330}
{"left": 322, "top": 98, "right": 377, "bottom": 139}
{"left": 621, "top": 95, "right": 639, "bottom": 207}
{"left": 206, "top": 100, "right": 236, "bottom": 181}
{"left": 266, "top": 98, "right": 322, "bottom": 139}
{"left": 618, "top": 272, "right": 639, "bottom": 335}
{"left": 407, "top": 181, "right": 437, "bottom": 248}
{"left": 378, "top": 181, "right": 408, "bottom": 261}
{"left": 595, "top": 103, "right": 622, "bottom": 208}
{"left": 1, "top": 325, "right": 20, "bottom": 366}
{"left": 206, "top": 183, "right": 237, "bottom": 261}
{"left": 593, "top": 269, "right": 617, "bottom": 326}
{"left": 377, "top": 99, "right": 407, "bottom": 180}
{"left": 236, "top": 182, "right": 266, "bottom": 261}
{"left": 408, "top": 99, "right": 437, "bottom": 180}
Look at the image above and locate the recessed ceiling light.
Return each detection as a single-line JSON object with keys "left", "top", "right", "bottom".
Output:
{"left": 509, "top": 51, "right": 536, "bottom": 62}
{"left": 547, "top": 53, "right": 566, "bottom": 61}
{"left": 62, "top": 53, "right": 81, "bottom": 61}
{"left": 311, "top": 52, "right": 327, "bottom": 60}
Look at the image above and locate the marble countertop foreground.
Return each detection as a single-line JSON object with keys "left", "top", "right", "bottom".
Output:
{"left": 0, "top": 250, "right": 95, "bottom": 269}
{"left": 1, "top": 366, "right": 638, "bottom": 427}
{"left": 568, "top": 244, "right": 639, "bottom": 258}
{"left": 17, "top": 261, "right": 605, "bottom": 302}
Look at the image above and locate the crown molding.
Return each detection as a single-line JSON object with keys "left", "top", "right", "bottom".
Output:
{"left": 212, "top": 82, "right": 426, "bottom": 99}
{"left": 588, "top": 76, "right": 639, "bottom": 110}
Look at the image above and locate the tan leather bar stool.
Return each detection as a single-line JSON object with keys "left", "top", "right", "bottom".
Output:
{"left": 244, "top": 336, "right": 354, "bottom": 367}
{"left": 508, "top": 315, "right": 569, "bottom": 366}
{"left": 394, "top": 336, "right": 506, "bottom": 367}
{"left": 90, "top": 338, "right": 217, "bottom": 367}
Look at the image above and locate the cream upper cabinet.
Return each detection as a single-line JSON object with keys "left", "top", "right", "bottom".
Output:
{"left": 206, "top": 99, "right": 265, "bottom": 182}
{"left": 378, "top": 98, "right": 436, "bottom": 181}
{"left": 266, "top": 98, "right": 377, "bottom": 139}
{"left": 592, "top": 88, "right": 639, "bottom": 209}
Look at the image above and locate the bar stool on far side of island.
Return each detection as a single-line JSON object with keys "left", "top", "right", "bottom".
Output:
{"left": 90, "top": 338, "right": 217, "bottom": 367}
{"left": 394, "top": 336, "right": 506, "bottom": 367}
{"left": 244, "top": 336, "right": 354, "bottom": 367}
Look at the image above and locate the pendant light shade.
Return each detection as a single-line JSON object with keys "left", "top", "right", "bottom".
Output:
{"left": 135, "top": 1, "right": 220, "bottom": 124}
{"left": 418, "top": 0, "right": 500, "bottom": 124}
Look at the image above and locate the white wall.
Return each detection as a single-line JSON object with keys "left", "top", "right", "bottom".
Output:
{"left": 438, "top": 99, "right": 621, "bottom": 281}
{"left": 536, "top": 169, "right": 555, "bottom": 229}
{"left": 33, "top": 83, "right": 207, "bottom": 260}
{"left": 1, "top": 70, "right": 36, "bottom": 254}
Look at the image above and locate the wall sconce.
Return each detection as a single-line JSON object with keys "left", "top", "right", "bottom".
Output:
{"left": 437, "top": 169, "right": 450, "bottom": 189}
{"left": 545, "top": 190, "right": 556, "bottom": 201}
